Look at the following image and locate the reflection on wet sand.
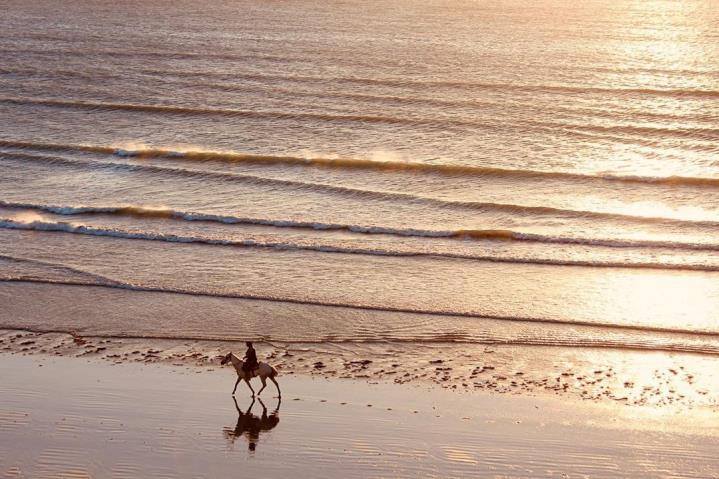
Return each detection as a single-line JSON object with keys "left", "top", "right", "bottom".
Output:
{"left": 224, "top": 396, "right": 281, "bottom": 452}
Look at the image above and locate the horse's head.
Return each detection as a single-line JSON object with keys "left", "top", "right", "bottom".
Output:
{"left": 220, "top": 352, "right": 233, "bottom": 365}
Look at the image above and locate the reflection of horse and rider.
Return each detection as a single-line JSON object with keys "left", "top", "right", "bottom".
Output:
{"left": 223, "top": 396, "right": 281, "bottom": 452}
{"left": 220, "top": 341, "right": 282, "bottom": 398}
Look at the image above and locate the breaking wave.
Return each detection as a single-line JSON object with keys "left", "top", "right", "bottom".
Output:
{"left": 3, "top": 139, "right": 719, "bottom": 187}
{"left": 5, "top": 151, "right": 719, "bottom": 231}
{"left": 2, "top": 215, "right": 719, "bottom": 272}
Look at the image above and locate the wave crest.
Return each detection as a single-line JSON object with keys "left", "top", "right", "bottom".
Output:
{"left": 2, "top": 203, "right": 719, "bottom": 251}
{"left": 2, "top": 213, "right": 719, "bottom": 272}
{"left": 4, "top": 139, "right": 719, "bottom": 187}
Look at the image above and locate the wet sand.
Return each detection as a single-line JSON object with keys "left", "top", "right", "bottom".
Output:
{"left": 3, "top": 326, "right": 719, "bottom": 410}
{"left": 2, "top": 353, "right": 719, "bottom": 478}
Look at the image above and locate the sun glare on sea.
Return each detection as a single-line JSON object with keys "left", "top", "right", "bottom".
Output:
{"left": 619, "top": 202, "right": 714, "bottom": 223}
{"left": 593, "top": 271, "right": 718, "bottom": 332}
{"left": 614, "top": 0, "right": 707, "bottom": 70}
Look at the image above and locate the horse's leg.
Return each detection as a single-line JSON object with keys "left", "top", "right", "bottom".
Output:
{"left": 232, "top": 376, "right": 241, "bottom": 396}
{"left": 244, "top": 378, "right": 255, "bottom": 397}
{"left": 270, "top": 376, "right": 281, "bottom": 398}
{"left": 257, "top": 376, "right": 267, "bottom": 396}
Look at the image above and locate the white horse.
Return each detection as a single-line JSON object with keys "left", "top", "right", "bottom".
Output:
{"left": 220, "top": 352, "right": 281, "bottom": 398}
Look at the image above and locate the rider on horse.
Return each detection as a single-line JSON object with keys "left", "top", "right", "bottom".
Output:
{"left": 242, "top": 341, "right": 258, "bottom": 376}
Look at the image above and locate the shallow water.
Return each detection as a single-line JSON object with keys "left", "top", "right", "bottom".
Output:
{"left": 2, "top": 1, "right": 719, "bottom": 364}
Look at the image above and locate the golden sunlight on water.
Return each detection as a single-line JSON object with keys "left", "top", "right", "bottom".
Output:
{"left": 613, "top": 0, "right": 712, "bottom": 69}
{"left": 1, "top": 0, "right": 719, "bottom": 430}
{"left": 3, "top": 0, "right": 719, "bottom": 476}
{"left": 587, "top": 271, "right": 718, "bottom": 332}
{"left": 617, "top": 202, "right": 714, "bottom": 223}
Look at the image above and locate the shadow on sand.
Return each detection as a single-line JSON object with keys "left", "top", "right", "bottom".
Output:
{"left": 223, "top": 396, "right": 281, "bottom": 452}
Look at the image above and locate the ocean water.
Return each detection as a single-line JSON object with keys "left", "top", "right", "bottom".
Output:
{"left": 2, "top": 0, "right": 719, "bottom": 362}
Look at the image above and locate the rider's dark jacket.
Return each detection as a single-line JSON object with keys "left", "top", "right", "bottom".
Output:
{"left": 244, "top": 347, "right": 258, "bottom": 370}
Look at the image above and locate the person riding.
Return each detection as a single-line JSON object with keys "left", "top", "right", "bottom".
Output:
{"left": 242, "top": 341, "right": 258, "bottom": 376}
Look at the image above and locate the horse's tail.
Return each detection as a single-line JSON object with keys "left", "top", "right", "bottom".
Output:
{"left": 270, "top": 365, "right": 279, "bottom": 378}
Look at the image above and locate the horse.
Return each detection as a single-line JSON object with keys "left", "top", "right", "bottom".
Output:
{"left": 220, "top": 352, "right": 281, "bottom": 398}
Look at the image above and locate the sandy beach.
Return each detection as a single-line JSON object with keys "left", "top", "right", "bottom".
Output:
{"left": 2, "top": 351, "right": 719, "bottom": 478}
{"left": 3, "top": 0, "right": 719, "bottom": 476}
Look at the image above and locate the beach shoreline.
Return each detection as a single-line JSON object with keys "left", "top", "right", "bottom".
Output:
{"left": 3, "top": 323, "right": 718, "bottom": 411}
{"left": 3, "top": 0, "right": 719, "bottom": 476}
